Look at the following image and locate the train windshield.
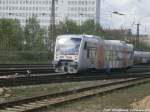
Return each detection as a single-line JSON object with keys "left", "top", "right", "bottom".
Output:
{"left": 56, "top": 37, "right": 82, "bottom": 55}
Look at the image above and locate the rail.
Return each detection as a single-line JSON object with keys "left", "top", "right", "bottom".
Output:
{"left": 0, "top": 77, "right": 150, "bottom": 112}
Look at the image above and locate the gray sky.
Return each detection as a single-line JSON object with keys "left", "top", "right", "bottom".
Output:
{"left": 101, "top": 0, "right": 150, "bottom": 34}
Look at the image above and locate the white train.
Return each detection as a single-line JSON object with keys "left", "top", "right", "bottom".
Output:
{"left": 134, "top": 51, "right": 150, "bottom": 64}
{"left": 54, "top": 35, "right": 134, "bottom": 73}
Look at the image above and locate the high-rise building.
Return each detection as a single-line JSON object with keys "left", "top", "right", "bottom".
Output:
{"left": 0, "top": 0, "right": 101, "bottom": 27}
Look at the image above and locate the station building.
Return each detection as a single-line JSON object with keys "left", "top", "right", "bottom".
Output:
{"left": 0, "top": 0, "right": 101, "bottom": 28}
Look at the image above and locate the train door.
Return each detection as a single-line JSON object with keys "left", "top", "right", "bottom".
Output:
{"left": 97, "top": 43, "right": 105, "bottom": 69}
{"left": 104, "top": 44, "right": 111, "bottom": 70}
{"left": 86, "top": 41, "right": 98, "bottom": 68}
{"left": 80, "top": 40, "right": 98, "bottom": 70}
{"left": 124, "top": 47, "right": 128, "bottom": 68}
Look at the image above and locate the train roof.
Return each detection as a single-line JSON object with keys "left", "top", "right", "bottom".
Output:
{"left": 57, "top": 35, "right": 83, "bottom": 39}
{"left": 106, "top": 40, "right": 126, "bottom": 43}
{"left": 134, "top": 50, "right": 150, "bottom": 53}
{"left": 56, "top": 35, "right": 134, "bottom": 49}
{"left": 56, "top": 34, "right": 103, "bottom": 40}
{"left": 104, "top": 40, "right": 126, "bottom": 46}
{"left": 127, "top": 44, "right": 134, "bottom": 48}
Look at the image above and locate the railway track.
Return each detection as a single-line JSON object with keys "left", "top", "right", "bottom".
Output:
{"left": 0, "top": 70, "right": 150, "bottom": 87}
{"left": 0, "top": 67, "right": 55, "bottom": 76}
{"left": 0, "top": 64, "right": 150, "bottom": 76}
{"left": 0, "top": 77, "right": 150, "bottom": 112}
{"left": 0, "top": 64, "right": 50, "bottom": 68}
{"left": 0, "top": 64, "right": 54, "bottom": 76}
{"left": 0, "top": 64, "right": 150, "bottom": 77}
{"left": 0, "top": 64, "right": 150, "bottom": 87}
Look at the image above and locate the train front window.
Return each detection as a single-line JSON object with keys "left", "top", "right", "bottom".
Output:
{"left": 56, "top": 37, "right": 81, "bottom": 55}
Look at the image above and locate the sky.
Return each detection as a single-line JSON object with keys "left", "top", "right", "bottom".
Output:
{"left": 100, "top": 0, "right": 150, "bottom": 34}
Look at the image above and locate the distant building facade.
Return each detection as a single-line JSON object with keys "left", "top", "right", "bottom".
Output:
{"left": 0, "top": 0, "right": 101, "bottom": 27}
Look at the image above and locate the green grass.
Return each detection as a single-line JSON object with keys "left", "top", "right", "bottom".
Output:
{"left": 1, "top": 80, "right": 150, "bottom": 112}
{"left": 48, "top": 82, "right": 150, "bottom": 112}
{"left": 0, "top": 80, "right": 108, "bottom": 102}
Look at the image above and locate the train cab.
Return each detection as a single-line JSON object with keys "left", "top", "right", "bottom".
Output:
{"left": 54, "top": 35, "right": 82, "bottom": 73}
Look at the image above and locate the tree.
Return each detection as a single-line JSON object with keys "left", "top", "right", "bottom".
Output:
{"left": 24, "top": 16, "right": 47, "bottom": 50}
{"left": 0, "top": 19, "right": 23, "bottom": 50}
{"left": 80, "top": 20, "right": 104, "bottom": 36}
{"left": 55, "top": 19, "right": 80, "bottom": 35}
{"left": 103, "top": 29, "right": 129, "bottom": 40}
{"left": 49, "top": 19, "right": 104, "bottom": 38}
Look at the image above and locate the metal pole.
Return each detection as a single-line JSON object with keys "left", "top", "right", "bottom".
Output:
{"left": 50, "top": 0, "right": 56, "bottom": 52}
{"left": 96, "top": 0, "right": 101, "bottom": 24}
{"left": 99, "top": 0, "right": 101, "bottom": 25}
{"left": 136, "top": 23, "right": 140, "bottom": 48}
{"left": 95, "top": 0, "right": 101, "bottom": 31}
{"left": 128, "top": 29, "right": 132, "bottom": 43}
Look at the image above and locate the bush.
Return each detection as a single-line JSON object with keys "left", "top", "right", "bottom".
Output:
{"left": 0, "top": 51, "right": 54, "bottom": 64}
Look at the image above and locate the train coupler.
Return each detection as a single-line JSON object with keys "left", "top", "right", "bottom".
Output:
{"left": 54, "top": 61, "right": 78, "bottom": 74}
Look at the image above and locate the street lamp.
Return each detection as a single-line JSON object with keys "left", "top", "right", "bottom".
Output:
{"left": 112, "top": 11, "right": 125, "bottom": 16}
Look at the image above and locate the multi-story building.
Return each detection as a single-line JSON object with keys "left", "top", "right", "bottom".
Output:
{"left": 0, "top": 0, "right": 101, "bottom": 27}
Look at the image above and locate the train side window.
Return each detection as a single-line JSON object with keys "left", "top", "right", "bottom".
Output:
{"left": 84, "top": 42, "right": 87, "bottom": 50}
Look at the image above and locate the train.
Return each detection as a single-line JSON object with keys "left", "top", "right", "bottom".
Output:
{"left": 134, "top": 50, "right": 150, "bottom": 64}
{"left": 53, "top": 34, "right": 150, "bottom": 73}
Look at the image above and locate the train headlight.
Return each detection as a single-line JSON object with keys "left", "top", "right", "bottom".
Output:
{"left": 71, "top": 61, "right": 78, "bottom": 66}
{"left": 74, "top": 55, "right": 78, "bottom": 61}
{"left": 75, "top": 62, "right": 78, "bottom": 65}
{"left": 73, "top": 62, "right": 78, "bottom": 68}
